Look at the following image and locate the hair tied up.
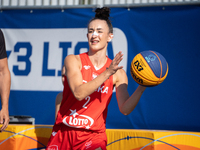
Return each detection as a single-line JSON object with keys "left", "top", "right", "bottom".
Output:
{"left": 95, "top": 7, "right": 110, "bottom": 21}
{"left": 88, "top": 7, "right": 113, "bottom": 33}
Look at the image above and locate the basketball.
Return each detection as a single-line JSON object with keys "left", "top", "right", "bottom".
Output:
{"left": 130, "top": 50, "right": 168, "bottom": 87}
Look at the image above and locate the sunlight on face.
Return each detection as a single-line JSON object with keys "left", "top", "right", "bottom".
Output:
{"left": 87, "top": 19, "right": 113, "bottom": 51}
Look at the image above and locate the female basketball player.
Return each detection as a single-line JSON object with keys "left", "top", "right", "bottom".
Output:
{"left": 46, "top": 7, "right": 146, "bottom": 150}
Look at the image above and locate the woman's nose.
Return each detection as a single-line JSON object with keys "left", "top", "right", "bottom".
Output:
{"left": 92, "top": 31, "right": 99, "bottom": 37}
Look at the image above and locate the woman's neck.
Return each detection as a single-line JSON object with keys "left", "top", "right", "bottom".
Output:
{"left": 88, "top": 50, "right": 107, "bottom": 69}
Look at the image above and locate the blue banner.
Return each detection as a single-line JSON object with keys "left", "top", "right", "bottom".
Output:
{"left": 0, "top": 6, "right": 200, "bottom": 132}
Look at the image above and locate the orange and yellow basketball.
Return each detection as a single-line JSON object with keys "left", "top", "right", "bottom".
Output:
{"left": 130, "top": 50, "right": 168, "bottom": 87}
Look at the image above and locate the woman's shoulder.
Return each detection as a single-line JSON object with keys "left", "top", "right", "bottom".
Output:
{"left": 64, "top": 54, "right": 82, "bottom": 69}
{"left": 65, "top": 54, "right": 81, "bottom": 63}
{"left": 65, "top": 54, "right": 80, "bottom": 60}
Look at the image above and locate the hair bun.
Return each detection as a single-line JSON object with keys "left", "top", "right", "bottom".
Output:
{"left": 95, "top": 7, "right": 110, "bottom": 20}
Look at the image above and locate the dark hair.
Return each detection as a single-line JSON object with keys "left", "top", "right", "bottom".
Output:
{"left": 89, "top": 7, "right": 113, "bottom": 33}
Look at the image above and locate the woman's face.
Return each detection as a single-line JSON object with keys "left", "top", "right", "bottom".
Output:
{"left": 87, "top": 19, "right": 113, "bottom": 52}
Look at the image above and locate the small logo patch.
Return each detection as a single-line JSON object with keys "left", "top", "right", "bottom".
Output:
{"left": 52, "top": 131, "right": 57, "bottom": 136}
{"left": 92, "top": 72, "right": 98, "bottom": 79}
{"left": 85, "top": 141, "right": 92, "bottom": 149}
{"left": 84, "top": 65, "right": 91, "bottom": 70}
{"left": 47, "top": 145, "right": 58, "bottom": 150}
{"left": 145, "top": 54, "right": 156, "bottom": 63}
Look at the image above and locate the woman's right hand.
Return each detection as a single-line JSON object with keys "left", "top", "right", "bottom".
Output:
{"left": 107, "top": 51, "right": 124, "bottom": 75}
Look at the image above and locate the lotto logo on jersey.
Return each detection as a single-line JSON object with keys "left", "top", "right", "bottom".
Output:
{"left": 63, "top": 114, "right": 94, "bottom": 129}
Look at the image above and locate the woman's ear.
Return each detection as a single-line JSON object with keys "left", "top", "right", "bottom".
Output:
{"left": 108, "top": 33, "right": 114, "bottom": 42}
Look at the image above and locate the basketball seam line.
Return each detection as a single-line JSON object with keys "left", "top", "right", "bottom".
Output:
{"left": 150, "top": 51, "right": 162, "bottom": 84}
